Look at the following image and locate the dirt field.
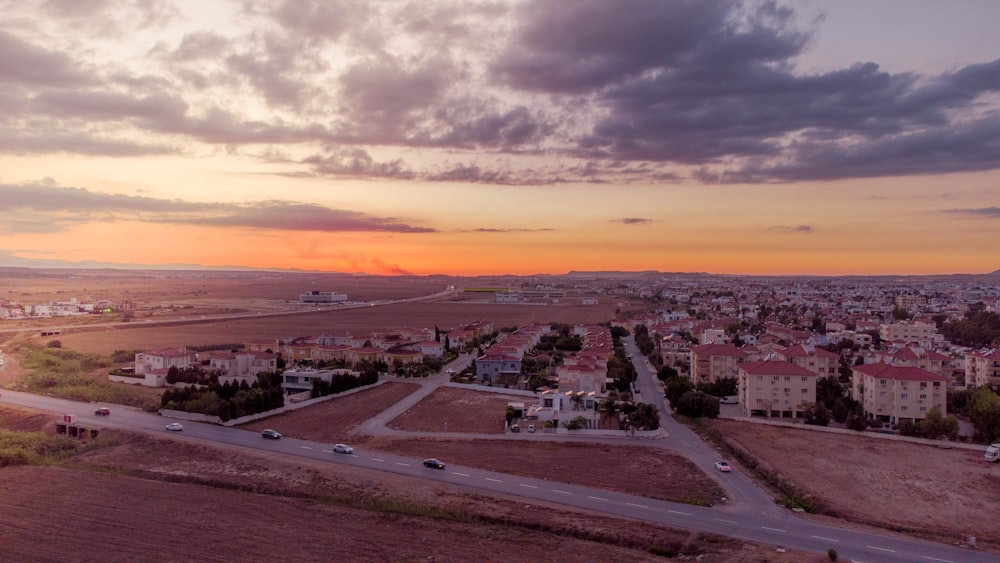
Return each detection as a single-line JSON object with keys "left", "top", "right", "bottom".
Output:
{"left": 710, "top": 419, "right": 1000, "bottom": 546}
{"left": 0, "top": 404, "right": 822, "bottom": 562}
{"left": 239, "top": 381, "right": 421, "bottom": 438}
{"left": 388, "top": 386, "right": 525, "bottom": 434}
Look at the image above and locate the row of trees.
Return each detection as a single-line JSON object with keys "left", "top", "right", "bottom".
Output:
{"left": 160, "top": 372, "right": 285, "bottom": 421}
{"left": 311, "top": 369, "right": 379, "bottom": 398}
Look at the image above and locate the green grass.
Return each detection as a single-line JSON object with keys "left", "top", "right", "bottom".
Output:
{"left": 0, "top": 429, "right": 89, "bottom": 467}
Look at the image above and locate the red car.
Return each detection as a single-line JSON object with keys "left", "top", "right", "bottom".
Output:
{"left": 94, "top": 408, "right": 111, "bottom": 416}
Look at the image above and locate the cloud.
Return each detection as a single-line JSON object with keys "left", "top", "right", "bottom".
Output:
{"left": 2, "top": 0, "right": 999, "bottom": 185}
{"left": 769, "top": 225, "right": 815, "bottom": 234}
{"left": 0, "top": 29, "right": 91, "bottom": 87}
{"left": 459, "top": 227, "right": 555, "bottom": 233}
{"left": 0, "top": 181, "right": 435, "bottom": 234}
{"left": 946, "top": 207, "right": 1000, "bottom": 218}
{"left": 617, "top": 218, "right": 652, "bottom": 225}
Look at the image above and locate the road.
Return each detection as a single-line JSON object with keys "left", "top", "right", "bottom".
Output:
{"left": 1, "top": 389, "right": 993, "bottom": 563}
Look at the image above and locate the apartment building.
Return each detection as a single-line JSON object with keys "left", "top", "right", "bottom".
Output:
{"left": 689, "top": 343, "right": 747, "bottom": 385}
{"left": 879, "top": 321, "right": 936, "bottom": 346}
{"left": 851, "top": 363, "right": 947, "bottom": 423}
{"left": 876, "top": 346, "right": 953, "bottom": 379}
{"left": 475, "top": 354, "right": 522, "bottom": 383}
{"left": 777, "top": 344, "right": 839, "bottom": 377}
{"left": 964, "top": 349, "right": 1000, "bottom": 388}
{"left": 737, "top": 359, "right": 818, "bottom": 418}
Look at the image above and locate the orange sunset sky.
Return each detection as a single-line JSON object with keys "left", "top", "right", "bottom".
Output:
{"left": 2, "top": 1, "right": 999, "bottom": 276}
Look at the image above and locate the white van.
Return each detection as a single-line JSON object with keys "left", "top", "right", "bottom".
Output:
{"left": 986, "top": 443, "right": 1000, "bottom": 463}
{"left": 720, "top": 395, "right": 738, "bottom": 404}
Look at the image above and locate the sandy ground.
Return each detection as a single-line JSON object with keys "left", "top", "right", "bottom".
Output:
{"left": 710, "top": 419, "right": 1000, "bottom": 547}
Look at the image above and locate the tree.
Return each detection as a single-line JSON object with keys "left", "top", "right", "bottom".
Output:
{"left": 831, "top": 397, "right": 849, "bottom": 424}
{"left": 505, "top": 406, "right": 516, "bottom": 426}
{"left": 676, "top": 391, "right": 720, "bottom": 418}
{"left": 969, "top": 386, "right": 1000, "bottom": 442}
{"left": 657, "top": 365, "right": 679, "bottom": 381}
{"left": 918, "top": 406, "right": 948, "bottom": 439}
{"left": 803, "top": 402, "right": 831, "bottom": 426}
{"left": 665, "top": 377, "right": 695, "bottom": 407}
{"left": 845, "top": 406, "right": 867, "bottom": 431}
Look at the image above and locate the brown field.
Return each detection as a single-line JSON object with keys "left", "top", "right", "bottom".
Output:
{"left": 710, "top": 419, "right": 1000, "bottom": 547}
{"left": 388, "top": 386, "right": 526, "bottom": 434}
{"left": 239, "top": 381, "right": 421, "bottom": 438}
{"left": 0, "top": 405, "right": 822, "bottom": 562}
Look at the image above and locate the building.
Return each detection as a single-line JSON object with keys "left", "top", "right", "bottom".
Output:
{"left": 208, "top": 351, "right": 278, "bottom": 385}
{"left": 777, "top": 344, "right": 840, "bottom": 377}
{"left": 134, "top": 348, "right": 195, "bottom": 375}
{"left": 280, "top": 368, "right": 360, "bottom": 395}
{"left": 879, "top": 321, "right": 936, "bottom": 347}
{"left": 475, "top": 354, "right": 521, "bottom": 383}
{"left": 851, "top": 363, "right": 947, "bottom": 423}
{"left": 299, "top": 291, "right": 348, "bottom": 304}
{"left": 964, "top": 349, "right": 1000, "bottom": 388}
{"left": 738, "top": 359, "right": 819, "bottom": 419}
{"left": 689, "top": 343, "right": 747, "bottom": 385}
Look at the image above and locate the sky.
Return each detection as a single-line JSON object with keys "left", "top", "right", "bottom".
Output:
{"left": 1, "top": 0, "right": 999, "bottom": 276}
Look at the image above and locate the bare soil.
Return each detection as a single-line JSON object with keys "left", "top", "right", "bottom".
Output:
{"left": 0, "top": 413, "right": 820, "bottom": 562}
{"left": 239, "top": 381, "right": 421, "bottom": 438}
{"left": 388, "top": 386, "right": 526, "bottom": 434}
{"left": 709, "top": 419, "right": 1000, "bottom": 547}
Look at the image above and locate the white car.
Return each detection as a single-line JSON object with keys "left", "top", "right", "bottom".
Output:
{"left": 333, "top": 444, "right": 354, "bottom": 454}
{"left": 165, "top": 422, "right": 184, "bottom": 432}
{"left": 715, "top": 461, "right": 732, "bottom": 473}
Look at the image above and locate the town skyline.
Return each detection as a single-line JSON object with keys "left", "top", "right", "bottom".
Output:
{"left": 2, "top": 1, "right": 999, "bottom": 276}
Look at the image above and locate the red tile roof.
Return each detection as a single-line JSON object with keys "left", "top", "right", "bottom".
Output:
{"left": 691, "top": 343, "right": 748, "bottom": 357}
{"left": 852, "top": 363, "right": 946, "bottom": 381}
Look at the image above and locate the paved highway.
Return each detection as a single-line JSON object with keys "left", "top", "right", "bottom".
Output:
{"left": 1, "top": 389, "right": 994, "bottom": 562}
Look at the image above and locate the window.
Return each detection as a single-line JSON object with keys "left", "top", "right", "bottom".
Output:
{"left": 880, "top": 391, "right": 887, "bottom": 397}
{"left": 801, "top": 388, "right": 808, "bottom": 394}
{"left": 920, "top": 406, "right": 927, "bottom": 412}
{"left": 784, "top": 376, "right": 791, "bottom": 381}
{"left": 901, "top": 393, "right": 908, "bottom": 399}
{"left": 801, "top": 377, "right": 808, "bottom": 382}
{"left": 901, "top": 405, "right": 909, "bottom": 411}
{"left": 879, "top": 379, "right": 887, "bottom": 385}
{"left": 919, "top": 394, "right": 927, "bottom": 399}
{"left": 784, "top": 388, "right": 790, "bottom": 393}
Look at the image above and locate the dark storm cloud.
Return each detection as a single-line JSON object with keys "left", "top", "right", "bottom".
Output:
{"left": 0, "top": 182, "right": 435, "bottom": 234}
{"left": 617, "top": 218, "right": 652, "bottom": 225}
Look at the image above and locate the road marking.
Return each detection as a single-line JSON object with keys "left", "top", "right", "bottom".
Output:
{"left": 811, "top": 535, "right": 839, "bottom": 542}
{"left": 300, "top": 446, "right": 312, "bottom": 450}
{"left": 588, "top": 496, "right": 608, "bottom": 501}
{"left": 322, "top": 450, "right": 334, "bottom": 453}
{"left": 519, "top": 483, "right": 538, "bottom": 489}
{"left": 485, "top": 478, "right": 503, "bottom": 483}
{"left": 866, "top": 546, "right": 895, "bottom": 553}
{"left": 922, "top": 557, "right": 953, "bottom": 563}
{"left": 552, "top": 490, "right": 572, "bottom": 495}
{"left": 452, "top": 472, "right": 470, "bottom": 477}
{"left": 668, "top": 510, "right": 692, "bottom": 516}
{"left": 370, "top": 458, "right": 384, "bottom": 462}
{"left": 760, "top": 526, "right": 786, "bottom": 533}
{"left": 395, "top": 462, "right": 410, "bottom": 467}
{"left": 626, "top": 502, "right": 647, "bottom": 508}
{"left": 714, "top": 518, "right": 738, "bottom": 524}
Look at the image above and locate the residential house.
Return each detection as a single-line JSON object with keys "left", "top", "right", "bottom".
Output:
{"left": 777, "top": 344, "right": 840, "bottom": 377}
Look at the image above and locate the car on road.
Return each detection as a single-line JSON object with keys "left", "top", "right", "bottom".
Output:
{"left": 527, "top": 424, "right": 536, "bottom": 433}
{"left": 715, "top": 461, "right": 732, "bottom": 472}
{"left": 333, "top": 443, "right": 353, "bottom": 454}
{"left": 423, "top": 458, "right": 445, "bottom": 469}
{"left": 510, "top": 424, "right": 520, "bottom": 433}
{"left": 165, "top": 422, "right": 184, "bottom": 432}
{"left": 261, "top": 429, "right": 282, "bottom": 440}
{"left": 94, "top": 408, "right": 110, "bottom": 416}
